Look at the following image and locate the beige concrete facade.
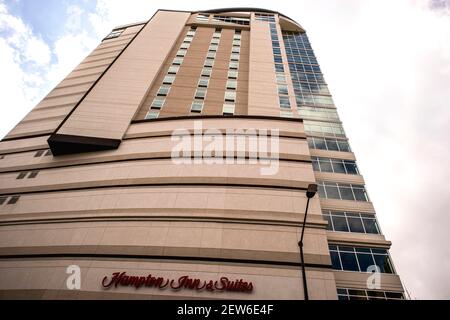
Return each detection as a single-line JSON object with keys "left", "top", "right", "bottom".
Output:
{"left": 0, "top": 8, "right": 403, "bottom": 300}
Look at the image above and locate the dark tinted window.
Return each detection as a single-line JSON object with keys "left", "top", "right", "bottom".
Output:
{"left": 373, "top": 255, "right": 393, "bottom": 274}
{"left": 330, "top": 251, "right": 342, "bottom": 270}
{"left": 340, "top": 252, "right": 359, "bottom": 271}
{"left": 348, "top": 217, "right": 365, "bottom": 233}
{"left": 326, "top": 139, "right": 339, "bottom": 151}
{"left": 357, "top": 253, "right": 374, "bottom": 272}
{"left": 363, "top": 218, "right": 379, "bottom": 234}
{"left": 325, "top": 185, "right": 340, "bottom": 199}
{"left": 332, "top": 216, "right": 349, "bottom": 232}
{"left": 339, "top": 186, "right": 354, "bottom": 200}
{"left": 332, "top": 160, "right": 346, "bottom": 174}
{"left": 337, "top": 141, "right": 350, "bottom": 152}
{"left": 353, "top": 187, "right": 368, "bottom": 201}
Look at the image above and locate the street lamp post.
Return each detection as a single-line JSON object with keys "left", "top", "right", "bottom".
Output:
{"left": 299, "top": 183, "right": 318, "bottom": 301}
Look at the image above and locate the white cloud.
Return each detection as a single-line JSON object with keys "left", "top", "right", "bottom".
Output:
{"left": 0, "top": 1, "right": 52, "bottom": 135}
{"left": 24, "top": 37, "right": 51, "bottom": 66}
{"left": 0, "top": 1, "right": 99, "bottom": 138}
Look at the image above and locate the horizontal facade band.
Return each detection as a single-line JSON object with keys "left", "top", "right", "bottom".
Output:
{"left": 0, "top": 159, "right": 316, "bottom": 195}
{"left": 0, "top": 182, "right": 316, "bottom": 197}
{"left": 0, "top": 156, "right": 312, "bottom": 175}
{"left": 333, "top": 270, "right": 404, "bottom": 293}
{"left": 320, "top": 198, "right": 376, "bottom": 214}
{"left": 0, "top": 253, "right": 332, "bottom": 270}
{"left": 326, "top": 232, "right": 391, "bottom": 249}
{"left": 309, "top": 149, "right": 356, "bottom": 161}
{"left": 132, "top": 114, "right": 304, "bottom": 124}
{"left": 0, "top": 185, "right": 324, "bottom": 223}
{"left": 0, "top": 218, "right": 331, "bottom": 265}
{"left": 0, "top": 134, "right": 311, "bottom": 173}
{"left": 0, "top": 215, "right": 327, "bottom": 230}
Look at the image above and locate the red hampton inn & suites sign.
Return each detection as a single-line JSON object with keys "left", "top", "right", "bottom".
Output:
{"left": 102, "top": 272, "right": 254, "bottom": 293}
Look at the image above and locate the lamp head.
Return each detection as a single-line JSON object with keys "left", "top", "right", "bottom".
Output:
{"left": 306, "top": 184, "right": 318, "bottom": 199}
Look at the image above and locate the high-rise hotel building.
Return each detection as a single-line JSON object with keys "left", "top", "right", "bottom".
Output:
{"left": 0, "top": 8, "right": 404, "bottom": 300}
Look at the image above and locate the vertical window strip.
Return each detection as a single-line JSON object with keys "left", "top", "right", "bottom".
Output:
{"left": 263, "top": 19, "right": 291, "bottom": 114}
{"left": 147, "top": 27, "right": 197, "bottom": 120}
{"left": 222, "top": 29, "right": 241, "bottom": 116}
{"left": 191, "top": 29, "right": 222, "bottom": 114}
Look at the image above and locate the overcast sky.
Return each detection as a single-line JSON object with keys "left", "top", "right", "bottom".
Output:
{"left": 0, "top": 0, "right": 449, "bottom": 299}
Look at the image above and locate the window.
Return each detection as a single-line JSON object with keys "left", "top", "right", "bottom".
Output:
{"left": 45, "top": 150, "right": 52, "bottom": 156}
{"left": 0, "top": 155, "right": 4, "bottom": 160}
{"left": 157, "top": 86, "right": 170, "bottom": 96}
{"left": 329, "top": 245, "right": 394, "bottom": 274}
{"left": 176, "top": 49, "right": 187, "bottom": 57}
{"left": 274, "top": 55, "right": 283, "bottom": 63}
{"left": 204, "top": 60, "right": 214, "bottom": 68}
{"left": 230, "top": 53, "right": 240, "bottom": 62}
{"left": 206, "top": 52, "right": 216, "bottom": 60}
{"left": 212, "top": 15, "right": 250, "bottom": 26}
{"left": 323, "top": 211, "right": 380, "bottom": 234}
{"left": 224, "top": 91, "right": 236, "bottom": 102}
{"left": 195, "top": 88, "right": 207, "bottom": 100}
{"left": 180, "top": 42, "right": 190, "bottom": 49}
{"left": 232, "top": 40, "right": 241, "bottom": 46}
{"left": 7, "top": 196, "right": 20, "bottom": 205}
{"left": 318, "top": 182, "right": 369, "bottom": 202}
{"left": 213, "top": 32, "right": 222, "bottom": 39}
{"left": 163, "top": 75, "right": 175, "bottom": 85}
{"left": 191, "top": 101, "right": 204, "bottom": 113}
{"left": 209, "top": 44, "right": 218, "bottom": 51}
{"left": 304, "top": 120, "right": 346, "bottom": 138}
{"left": 233, "top": 34, "right": 242, "bottom": 40}
{"left": 197, "top": 13, "right": 210, "bottom": 21}
{"left": 198, "top": 78, "right": 209, "bottom": 88}
{"left": 228, "top": 70, "right": 238, "bottom": 79}
{"left": 17, "top": 172, "right": 27, "bottom": 180}
{"left": 307, "top": 137, "right": 351, "bottom": 152}
{"left": 278, "top": 85, "right": 289, "bottom": 95}
{"left": 275, "top": 63, "right": 284, "bottom": 72}
{"left": 226, "top": 80, "right": 237, "bottom": 90}
{"left": 145, "top": 110, "right": 159, "bottom": 119}
{"left": 255, "top": 13, "right": 275, "bottom": 22}
{"left": 186, "top": 30, "right": 196, "bottom": 37}
{"left": 173, "top": 57, "right": 183, "bottom": 65}
{"left": 0, "top": 196, "right": 7, "bottom": 205}
{"left": 104, "top": 28, "right": 125, "bottom": 40}
{"left": 201, "top": 68, "right": 212, "bottom": 77}
{"left": 168, "top": 66, "right": 179, "bottom": 74}
{"left": 223, "top": 103, "right": 235, "bottom": 115}
{"left": 279, "top": 96, "right": 291, "bottom": 109}
{"left": 298, "top": 107, "right": 339, "bottom": 120}
{"left": 280, "top": 110, "right": 293, "bottom": 118}
{"left": 337, "top": 288, "right": 404, "bottom": 301}
{"left": 312, "top": 157, "right": 359, "bottom": 175}
{"left": 229, "top": 61, "right": 239, "bottom": 70}
{"left": 151, "top": 97, "right": 165, "bottom": 110}
{"left": 34, "top": 150, "right": 44, "bottom": 158}
{"left": 232, "top": 47, "right": 240, "bottom": 54}
{"left": 211, "top": 38, "right": 220, "bottom": 45}
{"left": 276, "top": 73, "right": 287, "bottom": 84}
{"left": 28, "top": 171, "right": 39, "bottom": 179}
